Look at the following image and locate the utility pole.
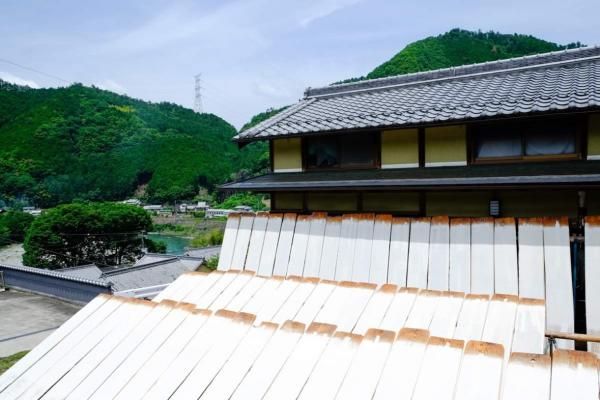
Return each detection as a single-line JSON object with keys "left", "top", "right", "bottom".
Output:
{"left": 194, "top": 74, "right": 203, "bottom": 114}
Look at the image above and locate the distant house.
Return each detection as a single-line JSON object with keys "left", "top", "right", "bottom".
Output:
{"left": 22, "top": 206, "right": 42, "bottom": 216}
{"left": 205, "top": 208, "right": 234, "bottom": 218}
{"left": 122, "top": 199, "right": 142, "bottom": 206}
{"left": 143, "top": 205, "right": 162, "bottom": 211}
{"left": 223, "top": 47, "right": 600, "bottom": 218}
{"left": 234, "top": 205, "right": 253, "bottom": 212}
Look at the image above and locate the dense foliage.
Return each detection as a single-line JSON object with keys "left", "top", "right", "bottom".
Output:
{"left": 23, "top": 202, "right": 153, "bottom": 269}
{"left": 0, "top": 211, "right": 34, "bottom": 246}
{"left": 0, "top": 82, "right": 264, "bottom": 207}
{"left": 216, "top": 192, "right": 268, "bottom": 211}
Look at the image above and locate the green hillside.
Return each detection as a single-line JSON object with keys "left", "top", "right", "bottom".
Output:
{"left": 364, "top": 29, "right": 582, "bottom": 80}
{"left": 0, "top": 81, "right": 265, "bottom": 207}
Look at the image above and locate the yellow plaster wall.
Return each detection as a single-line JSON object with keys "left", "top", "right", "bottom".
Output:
{"left": 425, "top": 125, "right": 467, "bottom": 166}
{"left": 381, "top": 129, "right": 419, "bottom": 168}
{"left": 362, "top": 192, "right": 420, "bottom": 213}
{"left": 588, "top": 114, "right": 600, "bottom": 159}
{"left": 306, "top": 193, "right": 358, "bottom": 212}
{"left": 272, "top": 138, "right": 302, "bottom": 172}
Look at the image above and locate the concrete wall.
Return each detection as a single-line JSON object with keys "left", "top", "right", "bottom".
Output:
{"left": 272, "top": 138, "right": 302, "bottom": 172}
{"left": 425, "top": 125, "right": 467, "bottom": 167}
{"left": 381, "top": 129, "right": 419, "bottom": 168}
{"left": 588, "top": 114, "right": 600, "bottom": 160}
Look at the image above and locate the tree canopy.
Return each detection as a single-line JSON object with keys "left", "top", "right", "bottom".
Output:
{"left": 23, "top": 202, "right": 153, "bottom": 269}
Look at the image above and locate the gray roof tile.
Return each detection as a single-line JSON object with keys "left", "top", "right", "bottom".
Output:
{"left": 236, "top": 47, "right": 600, "bottom": 141}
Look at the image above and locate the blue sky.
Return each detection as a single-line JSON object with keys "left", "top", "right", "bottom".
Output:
{"left": 1, "top": 0, "right": 598, "bottom": 128}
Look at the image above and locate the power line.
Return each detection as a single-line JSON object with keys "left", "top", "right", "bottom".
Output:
{"left": 0, "top": 57, "right": 72, "bottom": 84}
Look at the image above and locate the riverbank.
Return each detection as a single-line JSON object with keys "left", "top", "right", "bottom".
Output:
{"left": 0, "top": 244, "right": 24, "bottom": 266}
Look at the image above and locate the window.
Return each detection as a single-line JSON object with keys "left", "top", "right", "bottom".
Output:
{"left": 473, "top": 117, "right": 580, "bottom": 162}
{"left": 305, "top": 133, "right": 378, "bottom": 169}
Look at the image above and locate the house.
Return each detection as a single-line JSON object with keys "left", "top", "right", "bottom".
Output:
{"left": 121, "top": 199, "right": 142, "bottom": 206}
{"left": 223, "top": 47, "right": 600, "bottom": 218}
{"left": 205, "top": 208, "right": 234, "bottom": 218}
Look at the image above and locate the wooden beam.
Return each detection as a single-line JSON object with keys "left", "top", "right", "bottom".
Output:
{"left": 545, "top": 330, "right": 600, "bottom": 343}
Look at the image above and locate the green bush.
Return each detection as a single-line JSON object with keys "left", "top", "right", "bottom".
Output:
{"left": 0, "top": 210, "right": 34, "bottom": 242}
{"left": 204, "top": 255, "right": 219, "bottom": 271}
{"left": 190, "top": 228, "right": 224, "bottom": 248}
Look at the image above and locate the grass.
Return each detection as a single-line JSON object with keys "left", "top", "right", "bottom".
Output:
{"left": 0, "top": 351, "right": 28, "bottom": 375}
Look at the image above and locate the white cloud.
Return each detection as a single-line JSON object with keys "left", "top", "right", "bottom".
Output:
{"left": 96, "top": 79, "right": 127, "bottom": 94}
{"left": 0, "top": 71, "right": 40, "bottom": 88}
{"left": 298, "top": 0, "right": 364, "bottom": 27}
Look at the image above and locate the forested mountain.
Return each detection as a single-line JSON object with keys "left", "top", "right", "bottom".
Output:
{"left": 362, "top": 29, "right": 582, "bottom": 80}
{"left": 0, "top": 81, "right": 266, "bottom": 207}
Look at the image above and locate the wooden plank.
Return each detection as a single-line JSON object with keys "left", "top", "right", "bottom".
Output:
{"left": 501, "top": 353, "right": 551, "bottom": 400}
{"left": 543, "top": 217, "right": 574, "bottom": 349}
{"left": 230, "top": 214, "right": 254, "bottom": 270}
{"left": 87, "top": 304, "right": 193, "bottom": 400}
{"left": 112, "top": 309, "right": 210, "bottom": 400}
{"left": 518, "top": 218, "right": 546, "bottom": 299}
{"left": 225, "top": 276, "right": 267, "bottom": 312}
{"left": 512, "top": 298, "right": 546, "bottom": 354}
{"left": 470, "top": 218, "right": 494, "bottom": 294}
{"left": 293, "top": 281, "right": 337, "bottom": 326}
{"left": 372, "top": 328, "right": 429, "bottom": 400}
{"left": 257, "top": 214, "right": 283, "bottom": 277}
{"left": 195, "top": 271, "right": 238, "bottom": 309}
{"left": 271, "top": 278, "right": 318, "bottom": 325}
{"left": 353, "top": 284, "right": 397, "bottom": 335}
{"left": 209, "top": 272, "right": 254, "bottom": 311}
{"left": 198, "top": 323, "right": 277, "bottom": 400}
{"left": 318, "top": 216, "right": 342, "bottom": 280}
{"left": 254, "top": 279, "right": 300, "bottom": 325}
{"left": 335, "top": 329, "right": 395, "bottom": 399}
{"left": 314, "top": 282, "right": 376, "bottom": 332}
{"left": 263, "top": 323, "right": 335, "bottom": 400}
{"left": 62, "top": 301, "right": 173, "bottom": 400}
{"left": 41, "top": 300, "right": 155, "bottom": 400}
{"left": 427, "top": 216, "right": 450, "bottom": 290}
{"left": 335, "top": 214, "right": 359, "bottom": 281}
{"left": 351, "top": 213, "right": 375, "bottom": 282}
{"left": 453, "top": 341, "right": 504, "bottom": 400}
{"left": 303, "top": 213, "right": 327, "bottom": 278}
{"left": 481, "top": 294, "right": 518, "bottom": 363}
{"left": 297, "top": 333, "right": 362, "bottom": 400}
{"left": 454, "top": 294, "right": 490, "bottom": 342}
{"left": 165, "top": 314, "right": 253, "bottom": 400}
{"left": 411, "top": 337, "right": 464, "bottom": 400}
{"left": 244, "top": 212, "right": 269, "bottom": 272}
{"left": 388, "top": 217, "right": 410, "bottom": 286}
{"left": 217, "top": 214, "right": 240, "bottom": 271}
{"left": 449, "top": 218, "right": 471, "bottom": 293}
{"left": 380, "top": 287, "right": 418, "bottom": 332}
{"left": 241, "top": 277, "right": 284, "bottom": 316}
{"left": 585, "top": 216, "right": 600, "bottom": 354}
{"left": 407, "top": 217, "right": 431, "bottom": 288}
{"left": 287, "top": 215, "right": 311, "bottom": 276}
{"left": 230, "top": 321, "right": 305, "bottom": 400}
{"left": 550, "top": 350, "right": 599, "bottom": 400}
{"left": 429, "top": 291, "right": 464, "bottom": 338}
{"left": 18, "top": 299, "right": 130, "bottom": 400}
{"left": 272, "top": 213, "right": 297, "bottom": 276}
{"left": 494, "top": 217, "right": 518, "bottom": 295}
{"left": 369, "top": 215, "right": 392, "bottom": 284}
{"left": 404, "top": 289, "right": 440, "bottom": 330}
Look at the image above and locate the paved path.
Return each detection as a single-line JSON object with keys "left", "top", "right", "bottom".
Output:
{"left": 0, "top": 290, "right": 81, "bottom": 357}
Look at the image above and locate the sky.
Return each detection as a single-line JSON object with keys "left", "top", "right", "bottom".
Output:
{"left": 1, "top": 0, "right": 599, "bottom": 129}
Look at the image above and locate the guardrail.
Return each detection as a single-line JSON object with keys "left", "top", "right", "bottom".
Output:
{"left": 0, "top": 263, "right": 112, "bottom": 303}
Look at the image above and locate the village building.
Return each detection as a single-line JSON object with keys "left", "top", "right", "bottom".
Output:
{"left": 224, "top": 47, "right": 600, "bottom": 218}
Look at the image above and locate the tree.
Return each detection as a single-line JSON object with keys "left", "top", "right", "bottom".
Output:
{"left": 23, "top": 202, "right": 153, "bottom": 269}
{"left": 146, "top": 237, "right": 167, "bottom": 254}
{"left": 0, "top": 211, "right": 34, "bottom": 242}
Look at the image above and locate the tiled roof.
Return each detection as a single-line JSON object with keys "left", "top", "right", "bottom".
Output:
{"left": 57, "top": 264, "right": 103, "bottom": 281}
{"left": 235, "top": 46, "right": 600, "bottom": 142}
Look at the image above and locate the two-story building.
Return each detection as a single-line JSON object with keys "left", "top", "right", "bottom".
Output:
{"left": 223, "top": 47, "right": 600, "bottom": 218}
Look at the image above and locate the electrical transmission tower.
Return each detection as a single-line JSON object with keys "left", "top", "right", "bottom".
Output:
{"left": 194, "top": 74, "right": 203, "bottom": 114}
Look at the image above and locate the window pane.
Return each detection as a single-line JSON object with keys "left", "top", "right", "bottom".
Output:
{"left": 339, "top": 134, "right": 376, "bottom": 166}
{"left": 306, "top": 137, "right": 338, "bottom": 168}
{"left": 475, "top": 130, "right": 522, "bottom": 158}
{"left": 525, "top": 131, "right": 576, "bottom": 156}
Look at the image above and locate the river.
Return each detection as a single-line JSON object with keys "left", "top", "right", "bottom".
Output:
{"left": 146, "top": 233, "right": 191, "bottom": 255}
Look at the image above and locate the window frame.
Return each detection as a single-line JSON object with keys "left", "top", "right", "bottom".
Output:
{"left": 469, "top": 116, "right": 585, "bottom": 164}
{"left": 302, "top": 132, "right": 381, "bottom": 171}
